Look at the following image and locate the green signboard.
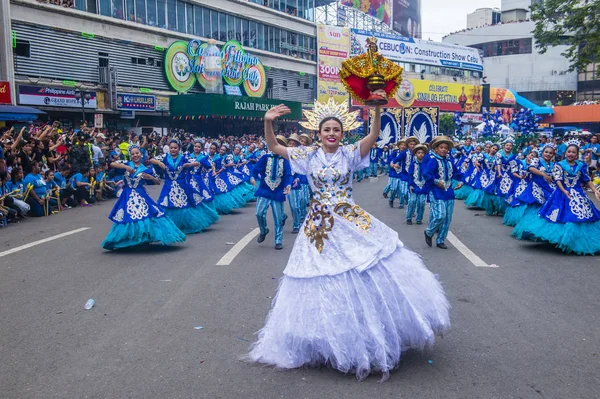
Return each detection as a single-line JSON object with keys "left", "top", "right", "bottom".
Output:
{"left": 170, "top": 94, "right": 303, "bottom": 120}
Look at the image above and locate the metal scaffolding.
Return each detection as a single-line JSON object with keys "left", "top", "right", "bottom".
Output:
{"left": 314, "top": 1, "right": 394, "bottom": 33}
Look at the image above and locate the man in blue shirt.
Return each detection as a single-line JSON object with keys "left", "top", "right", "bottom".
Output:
{"left": 555, "top": 137, "right": 567, "bottom": 161}
{"left": 252, "top": 135, "right": 293, "bottom": 250}
{"left": 582, "top": 135, "right": 600, "bottom": 170}
{"left": 423, "top": 136, "right": 464, "bottom": 249}
{"left": 406, "top": 144, "right": 430, "bottom": 225}
{"left": 22, "top": 161, "right": 47, "bottom": 217}
{"left": 70, "top": 167, "right": 95, "bottom": 207}
{"left": 367, "top": 143, "right": 382, "bottom": 177}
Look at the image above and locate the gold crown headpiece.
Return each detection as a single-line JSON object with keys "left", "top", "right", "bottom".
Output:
{"left": 299, "top": 97, "right": 362, "bottom": 132}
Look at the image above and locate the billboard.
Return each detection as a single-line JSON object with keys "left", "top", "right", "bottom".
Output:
{"left": 354, "top": 78, "right": 483, "bottom": 112}
{"left": 317, "top": 25, "right": 351, "bottom": 103}
{"left": 17, "top": 85, "right": 97, "bottom": 109}
{"left": 392, "top": 0, "right": 421, "bottom": 38}
{"left": 351, "top": 29, "right": 484, "bottom": 72}
{"left": 340, "top": 0, "right": 392, "bottom": 25}
{"left": 116, "top": 93, "right": 156, "bottom": 111}
{"left": 0, "top": 81, "right": 11, "bottom": 105}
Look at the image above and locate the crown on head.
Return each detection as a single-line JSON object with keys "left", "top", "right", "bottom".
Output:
{"left": 503, "top": 137, "right": 515, "bottom": 144}
{"left": 299, "top": 97, "right": 362, "bottom": 132}
{"left": 128, "top": 144, "right": 141, "bottom": 154}
{"left": 565, "top": 138, "right": 580, "bottom": 147}
{"left": 542, "top": 142, "right": 557, "bottom": 151}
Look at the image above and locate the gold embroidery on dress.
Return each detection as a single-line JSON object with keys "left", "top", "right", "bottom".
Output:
{"left": 333, "top": 202, "right": 371, "bottom": 231}
{"left": 304, "top": 199, "right": 334, "bottom": 253}
{"left": 311, "top": 168, "right": 353, "bottom": 205}
{"left": 289, "top": 146, "right": 317, "bottom": 160}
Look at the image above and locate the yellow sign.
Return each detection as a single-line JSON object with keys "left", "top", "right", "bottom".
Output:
{"left": 317, "top": 25, "right": 350, "bottom": 103}
{"left": 389, "top": 78, "right": 482, "bottom": 112}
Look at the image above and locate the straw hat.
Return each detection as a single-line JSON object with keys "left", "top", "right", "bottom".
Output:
{"left": 412, "top": 144, "right": 429, "bottom": 155}
{"left": 288, "top": 133, "right": 301, "bottom": 145}
{"left": 405, "top": 136, "right": 420, "bottom": 145}
{"left": 431, "top": 135, "right": 453, "bottom": 149}
{"left": 299, "top": 133, "right": 313, "bottom": 145}
{"left": 275, "top": 135, "right": 288, "bottom": 146}
{"left": 396, "top": 138, "right": 407, "bottom": 148}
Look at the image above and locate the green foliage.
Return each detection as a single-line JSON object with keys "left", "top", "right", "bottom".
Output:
{"left": 439, "top": 113, "right": 455, "bottom": 135}
{"left": 531, "top": 0, "right": 600, "bottom": 76}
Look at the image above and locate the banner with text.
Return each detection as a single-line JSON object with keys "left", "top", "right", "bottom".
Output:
{"left": 354, "top": 78, "right": 482, "bottom": 112}
{"left": 317, "top": 25, "right": 350, "bottom": 103}
{"left": 17, "top": 85, "right": 97, "bottom": 109}
{"left": 350, "top": 29, "right": 483, "bottom": 72}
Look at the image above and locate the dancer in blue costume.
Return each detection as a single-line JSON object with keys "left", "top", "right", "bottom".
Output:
{"left": 383, "top": 141, "right": 402, "bottom": 200}
{"left": 231, "top": 145, "right": 256, "bottom": 201}
{"left": 206, "top": 143, "right": 246, "bottom": 213}
{"left": 150, "top": 140, "right": 219, "bottom": 234}
{"left": 513, "top": 141, "right": 600, "bottom": 255}
{"left": 512, "top": 144, "right": 557, "bottom": 237}
{"left": 503, "top": 150, "right": 539, "bottom": 226}
{"left": 391, "top": 137, "right": 419, "bottom": 209}
{"left": 423, "top": 136, "right": 464, "bottom": 249}
{"left": 217, "top": 144, "right": 251, "bottom": 207}
{"left": 493, "top": 138, "right": 517, "bottom": 215}
{"left": 367, "top": 143, "right": 382, "bottom": 177}
{"left": 244, "top": 143, "right": 265, "bottom": 177}
{"left": 455, "top": 144, "right": 482, "bottom": 200}
{"left": 406, "top": 144, "right": 430, "bottom": 225}
{"left": 102, "top": 145, "right": 186, "bottom": 250}
{"left": 246, "top": 101, "right": 449, "bottom": 381}
{"left": 188, "top": 139, "right": 220, "bottom": 216}
{"left": 465, "top": 143, "right": 502, "bottom": 214}
{"left": 286, "top": 134, "right": 310, "bottom": 234}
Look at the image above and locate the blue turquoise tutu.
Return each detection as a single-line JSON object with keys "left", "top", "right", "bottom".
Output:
{"left": 238, "top": 181, "right": 256, "bottom": 202}
{"left": 454, "top": 184, "right": 474, "bottom": 200}
{"left": 465, "top": 189, "right": 488, "bottom": 209}
{"left": 212, "top": 192, "right": 239, "bottom": 214}
{"left": 165, "top": 203, "right": 219, "bottom": 234}
{"left": 503, "top": 204, "right": 527, "bottom": 227}
{"left": 512, "top": 209, "right": 600, "bottom": 255}
{"left": 229, "top": 186, "right": 249, "bottom": 208}
{"left": 102, "top": 216, "right": 186, "bottom": 250}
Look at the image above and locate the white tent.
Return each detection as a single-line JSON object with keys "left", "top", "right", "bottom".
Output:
{"left": 475, "top": 122, "right": 513, "bottom": 136}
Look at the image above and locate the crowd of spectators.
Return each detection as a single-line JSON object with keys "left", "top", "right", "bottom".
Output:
{"left": 0, "top": 121, "right": 313, "bottom": 226}
{"left": 442, "top": 19, "right": 531, "bottom": 40}
{"left": 572, "top": 100, "right": 600, "bottom": 106}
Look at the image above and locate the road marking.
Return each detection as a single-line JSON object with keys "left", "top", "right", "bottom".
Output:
{"left": 216, "top": 228, "right": 260, "bottom": 266}
{"left": 447, "top": 231, "right": 491, "bottom": 267}
{"left": 0, "top": 227, "right": 91, "bottom": 258}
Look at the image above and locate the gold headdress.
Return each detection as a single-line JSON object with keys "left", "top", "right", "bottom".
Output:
{"left": 299, "top": 97, "right": 362, "bottom": 132}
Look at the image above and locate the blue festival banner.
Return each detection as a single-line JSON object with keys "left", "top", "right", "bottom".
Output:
{"left": 403, "top": 107, "right": 439, "bottom": 143}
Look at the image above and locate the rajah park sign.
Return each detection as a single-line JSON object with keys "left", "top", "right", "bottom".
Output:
{"left": 165, "top": 39, "right": 267, "bottom": 98}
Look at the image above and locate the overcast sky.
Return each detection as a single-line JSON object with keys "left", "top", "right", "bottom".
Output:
{"left": 420, "top": 0, "right": 501, "bottom": 41}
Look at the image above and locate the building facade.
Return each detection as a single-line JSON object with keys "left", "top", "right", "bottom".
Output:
{"left": 467, "top": 8, "right": 501, "bottom": 29}
{"left": 444, "top": 19, "right": 577, "bottom": 106}
{"left": 3, "top": 0, "right": 318, "bottom": 129}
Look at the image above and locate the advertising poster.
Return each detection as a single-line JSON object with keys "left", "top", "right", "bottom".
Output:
{"left": 354, "top": 78, "right": 482, "bottom": 112}
{"left": 351, "top": 29, "right": 484, "bottom": 72}
{"left": 116, "top": 93, "right": 156, "bottom": 111}
{"left": 18, "top": 86, "right": 97, "bottom": 108}
{"left": 0, "top": 81, "right": 12, "bottom": 105}
{"left": 392, "top": 0, "right": 421, "bottom": 38}
{"left": 317, "top": 25, "right": 351, "bottom": 103}
{"left": 340, "top": 0, "right": 392, "bottom": 25}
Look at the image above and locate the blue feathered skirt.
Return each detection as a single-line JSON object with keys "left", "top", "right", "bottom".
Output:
{"left": 165, "top": 203, "right": 219, "bottom": 234}
{"left": 512, "top": 207, "right": 600, "bottom": 255}
{"left": 503, "top": 204, "right": 527, "bottom": 227}
{"left": 102, "top": 216, "right": 186, "bottom": 250}
{"left": 453, "top": 183, "right": 473, "bottom": 200}
{"left": 212, "top": 192, "right": 239, "bottom": 214}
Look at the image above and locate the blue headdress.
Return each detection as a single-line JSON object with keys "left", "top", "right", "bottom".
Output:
{"left": 565, "top": 138, "right": 580, "bottom": 148}
{"left": 169, "top": 138, "right": 181, "bottom": 148}
{"left": 542, "top": 142, "right": 557, "bottom": 151}
{"left": 503, "top": 137, "right": 515, "bottom": 145}
{"left": 128, "top": 144, "right": 141, "bottom": 155}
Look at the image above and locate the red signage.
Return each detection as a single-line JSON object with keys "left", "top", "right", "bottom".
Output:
{"left": 0, "top": 81, "right": 12, "bottom": 105}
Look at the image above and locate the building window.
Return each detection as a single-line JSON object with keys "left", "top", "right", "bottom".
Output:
{"left": 167, "top": 0, "right": 176, "bottom": 30}
{"left": 471, "top": 38, "right": 533, "bottom": 57}
{"left": 304, "top": 83, "right": 309, "bottom": 89}
{"left": 211, "top": 9, "right": 219, "bottom": 40}
{"left": 194, "top": 5, "right": 203, "bottom": 37}
{"left": 14, "top": 40, "right": 30, "bottom": 58}
{"left": 157, "top": 0, "right": 166, "bottom": 28}
{"left": 176, "top": 0, "right": 186, "bottom": 33}
{"left": 99, "top": 0, "right": 111, "bottom": 16}
{"left": 113, "top": 0, "right": 125, "bottom": 19}
{"left": 125, "top": 0, "right": 135, "bottom": 22}
{"left": 147, "top": 0, "right": 157, "bottom": 26}
{"left": 135, "top": 0, "right": 146, "bottom": 24}
{"left": 202, "top": 6, "right": 211, "bottom": 38}
{"left": 283, "top": 80, "right": 287, "bottom": 87}
{"left": 186, "top": 2, "right": 194, "bottom": 34}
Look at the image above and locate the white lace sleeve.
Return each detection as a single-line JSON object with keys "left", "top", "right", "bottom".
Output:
{"left": 552, "top": 164, "right": 563, "bottom": 182}
{"left": 344, "top": 142, "right": 370, "bottom": 171}
{"left": 287, "top": 146, "right": 316, "bottom": 175}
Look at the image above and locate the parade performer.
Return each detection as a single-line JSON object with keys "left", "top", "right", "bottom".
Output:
{"left": 493, "top": 138, "right": 517, "bottom": 215}
{"left": 102, "top": 145, "right": 186, "bottom": 250}
{"left": 367, "top": 143, "right": 382, "bottom": 177}
{"left": 231, "top": 145, "right": 256, "bottom": 201}
{"left": 188, "top": 139, "right": 220, "bottom": 216}
{"left": 503, "top": 151, "right": 538, "bottom": 227}
{"left": 207, "top": 143, "right": 247, "bottom": 214}
{"left": 218, "top": 145, "right": 254, "bottom": 204}
{"left": 252, "top": 135, "right": 292, "bottom": 250}
{"left": 150, "top": 139, "right": 219, "bottom": 234}
{"left": 382, "top": 142, "right": 401, "bottom": 199}
{"left": 286, "top": 134, "right": 310, "bottom": 234}
{"left": 513, "top": 140, "right": 600, "bottom": 255}
{"left": 465, "top": 143, "right": 501, "bottom": 215}
{"left": 392, "top": 136, "right": 419, "bottom": 209}
{"left": 246, "top": 98, "right": 450, "bottom": 381}
{"left": 406, "top": 143, "right": 429, "bottom": 225}
{"left": 423, "top": 136, "right": 464, "bottom": 249}
{"left": 455, "top": 144, "right": 482, "bottom": 200}
{"left": 388, "top": 139, "right": 407, "bottom": 208}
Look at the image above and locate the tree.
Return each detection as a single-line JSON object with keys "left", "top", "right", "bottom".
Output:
{"left": 531, "top": 0, "right": 600, "bottom": 75}
{"left": 439, "top": 113, "right": 455, "bottom": 135}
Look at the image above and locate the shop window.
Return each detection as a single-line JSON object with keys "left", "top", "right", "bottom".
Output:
{"left": 113, "top": 0, "right": 125, "bottom": 19}
{"left": 14, "top": 40, "right": 30, "bottom": 58}
{"left": 157, "top": 0, "right": 166, "bottom": 28}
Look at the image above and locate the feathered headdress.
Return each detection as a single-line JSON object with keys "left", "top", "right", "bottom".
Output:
{"left": 128, "top": 144, "right": 141, "bottom": 155}
{"left": 299, "top": 97, "right": 362, "bottom": 132}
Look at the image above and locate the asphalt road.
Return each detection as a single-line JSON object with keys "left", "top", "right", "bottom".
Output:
{"left": 1, "top": 179, "right": 598, "bottom": 399}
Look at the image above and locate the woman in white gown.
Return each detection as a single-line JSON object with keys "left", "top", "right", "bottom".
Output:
{"left": 246, "top": 99, "right": 450, "bottom": 381}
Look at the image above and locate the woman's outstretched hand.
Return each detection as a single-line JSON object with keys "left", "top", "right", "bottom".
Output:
{"left": 265, "top": 105, "right": 291, "bottom": 122}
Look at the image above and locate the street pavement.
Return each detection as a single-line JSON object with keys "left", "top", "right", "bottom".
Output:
{"left": 0, "top": 178, "right": 598, "bottom": 399}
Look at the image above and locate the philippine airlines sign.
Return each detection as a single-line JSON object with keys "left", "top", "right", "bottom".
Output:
{"left": 351, "top": 29, "right": 483, "bottom": 72}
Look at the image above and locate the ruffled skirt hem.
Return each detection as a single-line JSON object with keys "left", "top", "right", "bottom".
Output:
{"left": 245, "top": 245, "right": 450, "bottom": 381}
{"left": 101, "top": 216, "right": 186, "bottom": 250}
{"left": 165, "top": 204, "right": 219, "bottom": 234}
{"left": 503, "top": 204, "right": 527, "bottom": 226}
{"left": 454, "top": 184, "right": 473, "bottom": 200}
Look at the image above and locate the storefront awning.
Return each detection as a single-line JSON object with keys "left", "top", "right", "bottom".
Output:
{"left": 0, "top": 105, "right": 46, "bottom": 122}
{"left": 170, "top": 94, "right": 303, "bottom": 121}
